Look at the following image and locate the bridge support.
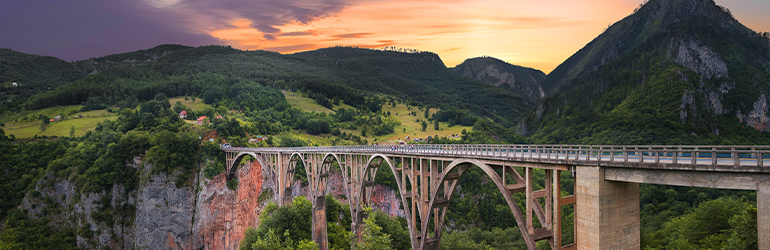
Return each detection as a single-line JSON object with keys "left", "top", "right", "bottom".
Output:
{"left": 760, "top": 180, "right": 770, "bottom": 250}
{"left": 313, "top": 195, "right": 328, "bottom": 250}
{"left": 576, "top": 166, "right": 639, "bottom": 250}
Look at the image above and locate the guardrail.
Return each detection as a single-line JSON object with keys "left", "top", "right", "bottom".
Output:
{"left": 224, "top": 144, "right": 770, "bottom": 167}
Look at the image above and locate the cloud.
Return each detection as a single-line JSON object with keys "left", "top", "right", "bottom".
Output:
{"left": 444, "top": 47, "right": 464, "bottom": 52}
{"left": 0, "top": 0, "right": 222, "bottom": 61}
{"left": 264, "top": 44, "right": 318, "bottom": 52}
{"left": 280, "top": 30, "right": 318, "bottom": 36}
{"left": 331, "top": 32, "right": 374, "bottom": 38}
{"left": 174, "top": 0, "right": 354, "bottom": 38}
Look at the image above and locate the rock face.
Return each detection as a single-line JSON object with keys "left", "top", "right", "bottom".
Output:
{"left": 451, "top": 57, "right": 546, "bottom": 101}
{"left": 738, "top": 94, "right": 770, "bottom": 132}
{"left": 192, "top": 160, "right": 277, "bottom": 250}
{"left": 132, "top": 164, "right": 197, "bottom": 250}
{"left": 19, "top": 157, "right": 405, "bottom": 250}
{"left": 671, "top": 38, "right": 728, "bottom": 79}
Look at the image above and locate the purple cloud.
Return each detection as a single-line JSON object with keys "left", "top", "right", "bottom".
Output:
{"left": 0, "top": 0, "right": 356, "bottom": 60}
{"left": 0, "top": 0, "right": 222, "bottom": 61}
{"left": 176, "top": 0, "right": 351, "bottom": 39}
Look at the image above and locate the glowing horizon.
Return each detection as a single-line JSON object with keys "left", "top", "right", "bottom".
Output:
{"left": 1, "top": 0, "right": 767, "bottom": 74}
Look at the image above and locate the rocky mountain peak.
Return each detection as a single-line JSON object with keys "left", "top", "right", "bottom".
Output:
{"left": 451, "top": 56, "right": 546, "bottom": 101}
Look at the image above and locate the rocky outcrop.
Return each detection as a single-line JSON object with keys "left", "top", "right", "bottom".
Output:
{"left": 132, "top": 165, "right": 197, "bottom": 250}
{"left": 192, "top": 160, "right": 277, "bottom": 250}
{"left": 738, "top": 94, "right": 770, "bottom": 132}
{"left": 451, "top": 57, "right": 546, "bottom": 101}
{"left": 671, "top": 38, "right": 729, "bottom": 78}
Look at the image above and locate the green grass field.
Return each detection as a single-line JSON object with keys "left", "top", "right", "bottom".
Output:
{"left": 339, "top": 103, "right": 472, "bottom": 144}
{"left": 284, "top": 90, "right": 355, "bottom": 113}
{"left": 3, "top": 108, "right": 118, "bottom": 138}
{"left": 1, "top": 105, "right": 83, "bottom": 124}
{"left": 169, "top": 97, "right": 212, "bottom": 111}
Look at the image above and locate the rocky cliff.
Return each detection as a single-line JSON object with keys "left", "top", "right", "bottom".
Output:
{"left": 19, "top": 157, "right": 404, "bottom": 250}
{"left": 451, "top": 57, "right": 546, "bottom": 101}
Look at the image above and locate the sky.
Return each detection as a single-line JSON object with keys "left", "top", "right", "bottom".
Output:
{"left": 1, "top": 0, "right": 768, "bottom": 73}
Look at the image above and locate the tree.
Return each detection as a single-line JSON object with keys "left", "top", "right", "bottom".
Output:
{"left": 424, "top": 107, "right": 430, "bottom": 118}
{"left": 434, "top": 120, "right": 439, "bottom": 130}
{"left": 421, "top": 121, "right": 427, "bottom": 131}
{"left": 154, "top": 92, "right": 168, "bottom": 101}
{"left": 352, "top": 207, "right": 393, "bottom": 250}
{"left": 69, "top": 126, "right": 75, "bottom": 137}
{"left": 306, "top": 119, "right": 330, "bottom": 135}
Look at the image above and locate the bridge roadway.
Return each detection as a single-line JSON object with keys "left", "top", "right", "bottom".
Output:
{"left": 223, "top": 144, "right": 770, "bottom": 250}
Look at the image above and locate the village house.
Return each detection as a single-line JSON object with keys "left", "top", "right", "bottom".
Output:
{"left": 196, "top": 116, "right": 208, "bottom": 125}
{"left": 179, "top": 110, "right": 187, "bottom": 119}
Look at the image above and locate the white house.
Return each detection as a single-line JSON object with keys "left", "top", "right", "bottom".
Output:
{"left": 12, "top": 82, "right": 17, "bottom": 87}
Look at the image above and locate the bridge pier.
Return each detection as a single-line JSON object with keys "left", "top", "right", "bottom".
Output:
{"left": 312, "top": 195, "right": 329, "bottom": 250}
{"left": 576, "top": 166, "right": 640, "bottom": 250}
{"left": 760, "top": 180, "right": 770, "bottom": 250}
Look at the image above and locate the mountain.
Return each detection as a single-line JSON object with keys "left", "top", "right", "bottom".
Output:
{"left": 289, "top": 47, "right": 534, "bottom": 123}
{"left": 451, "top": 56, "right": 546, "bottom": 101}
{"left": 72, "top": 44, "right": 192, "bottom": 75}
{"left": 530, "top": 0, "right": 770, "bottom": 144}
{"left": 22, "top": 46, "right": 534, "bottom": 125}
{"left": 0, "top": 45, "right": 192, "bottom": 103}
{"left": 1, "top": 49, "right": 87, "bottom": 102}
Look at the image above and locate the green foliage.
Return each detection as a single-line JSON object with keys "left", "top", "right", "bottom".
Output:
{"left": 240, "top": 227, "right": 318, "bottom": 250}
{"left": 227, "top": 178, "right": 239, "bottom": 190}
{"left": 306, "top": 119, "right": 331, "bottom": 135}
{"left": 370, "top": 210, "right": 410, "bottom": 250}
{"left": 145, "top": 130, "right": 199, "bottom": 186}
{"left": 440, "top": 227, "right": 525, "bottom": 250}
{"left": 352, "top": 207, "right": 393, "bottom": 250}
{"left": 240, "top": 197, "right": 313, "bottom": 250}
{"left": 281, "top": 135, "right": 307, "bottom": 147}
{"left": 0, "top": 210, "right": 79, "bottom": 250}
{"left": 645, "top": 196, "right": 757, "bottom": 249}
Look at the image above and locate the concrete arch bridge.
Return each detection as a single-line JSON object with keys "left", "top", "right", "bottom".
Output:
{"left": 223, "top": 144, "right": 770, "bottom": 250}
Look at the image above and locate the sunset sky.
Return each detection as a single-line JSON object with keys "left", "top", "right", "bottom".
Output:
{"left": 1, "top": 0, "right": 768, "bottom": 73}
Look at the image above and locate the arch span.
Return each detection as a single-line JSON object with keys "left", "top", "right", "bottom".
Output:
{"left": 422, "top": 158, "right": 537, "bottom": 249}
{"left": 227, "top": 152, "right": 259, "bottom": 180}
{"left": 354, "top": 154, "right": 419, "bottom": 249}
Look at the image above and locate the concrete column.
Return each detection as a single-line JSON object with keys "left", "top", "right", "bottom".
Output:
{"left": 351, "top": 209, "right": 367, "bottom": 246}
{"left": 576, "top": 166, "right": 639, "bottom": 250}
{"left": 760, "top": 180, "right": 770, "bottom": 250}
{"left": 312, "top": 195, "right": 328, "bottom": 250}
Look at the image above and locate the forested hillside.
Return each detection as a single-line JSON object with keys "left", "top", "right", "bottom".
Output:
{"left": 1, "top": 45, "right": 191, "bottom": 105}
{"left": 529, "top": 0, "right": 770, "bottom": 145}
{"left": 7, "top": 46, "right": 533, "bottom": 127}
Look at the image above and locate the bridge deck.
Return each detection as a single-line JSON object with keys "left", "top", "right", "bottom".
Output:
{"left": 225, "top": 144, "right": 770, "bottom": 173}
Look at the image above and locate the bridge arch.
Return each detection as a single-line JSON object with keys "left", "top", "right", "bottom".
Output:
{"left": 353, "top": 154, "right": 419, "bottom": 249}
{"left": 421, "top": 158, "right": 537, "bottom": 249}
{"left": 227, "top": 152, "right": 260, "bottom": 180}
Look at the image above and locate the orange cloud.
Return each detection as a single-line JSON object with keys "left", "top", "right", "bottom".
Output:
{"left": 203, "top": 0, "right": 769, "bottom": 73}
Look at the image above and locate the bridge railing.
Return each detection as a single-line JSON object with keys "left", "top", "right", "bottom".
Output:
{"left": 227, "top": 144, "right": 770, "bottom": 167}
